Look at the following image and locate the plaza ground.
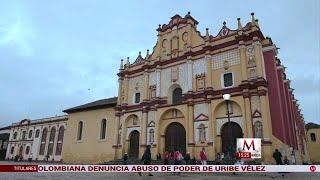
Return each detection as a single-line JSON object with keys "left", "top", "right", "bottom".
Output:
{"left": 0, "top": 161, "right": 319, "bottom": 180}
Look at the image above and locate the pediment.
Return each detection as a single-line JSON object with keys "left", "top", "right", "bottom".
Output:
{"left": 194, "top": 114, "right": 209, "bottom": 121}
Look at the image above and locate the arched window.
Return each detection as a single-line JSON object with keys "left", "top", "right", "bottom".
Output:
{"left": 13, "top": 132, "right": 17, "bottom": 140}
{"left": 28, "top": 130, "right": 33, "bottom": 139}
{"left": 100, "top": 119, "right": 107, "bottom": 139}
{"left": 134, "top": 93, "right": 141, "bottom": 104}
{"left": 311, "top": 133, "right": 316, "bottom": 142}
{"left": 26, "top": 146, "right": 30, "bottom": 155}
{"left": 56, "top": 126, "right": 64, "bottom": 155}
{"left": 39, "top": 128, "right": 48, "bottom": 155}
{"left": 77, "top": 121, "right": 83, "bottom": 141}
{"left": 47, "top": 127, "right": 56, "bottom": 155}
{"left": 35, "top": 129, "right": 40, "bottom": 138}
{"left": 10, "top": 147, "right": 14, "bottom": 154}
{"left": 172, "top": 88, "right": 182, "bottom": 104}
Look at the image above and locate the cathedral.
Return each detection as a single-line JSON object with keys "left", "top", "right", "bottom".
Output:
{"left": 61, "top": 12, "right": 309, "bottom": 164}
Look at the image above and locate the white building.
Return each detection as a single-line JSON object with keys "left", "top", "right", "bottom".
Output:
{"left": 6, "top": 115, "right": 67, "bottom": 162}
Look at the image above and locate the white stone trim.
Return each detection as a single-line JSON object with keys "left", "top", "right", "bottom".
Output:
{"left": 220, "top": 71, "right": 234, "bottom": 89}
{"left": 216, "top": 116, "right": 243, "bottom": 135}
{"left": 126, "top": 127, "right": 140, "bottom": 140}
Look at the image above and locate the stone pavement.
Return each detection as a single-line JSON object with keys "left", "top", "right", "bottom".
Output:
{"left": 1, "top": 161, "right": 319, "bottom": 180}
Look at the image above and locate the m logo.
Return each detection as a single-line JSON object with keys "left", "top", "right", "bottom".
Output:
{"left": 237, "top": 138, "right": 261, "bottom": 159}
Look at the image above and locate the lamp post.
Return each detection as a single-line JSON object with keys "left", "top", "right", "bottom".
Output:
{"left": 223, "top": 94, "right": 233, "bottom": 160}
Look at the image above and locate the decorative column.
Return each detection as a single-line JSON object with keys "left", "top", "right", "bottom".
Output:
{"left": 113, "top": 116, "right": 120, "bottom": 146}
{"left": 143, "top": 71, "right": 149, "bottom": 100}
{"left": 141, "top": 110, "right": 148, "bottom": 147}
{"left": 205, "top": 55, "right": 212, "bottom": 88}
{"left": 187, "top": 103, "right": 194, "bottom": 145}
{"left": 187, "top": 59, "right": 193, "bottom": 91}
{"left": 117, "top": 78, "right": 123, "bottom": 105}
{"left": 259, "top": 90, "right": 273, "bottom": 163}
{"left": 124, "top": 77, "right": 129, "bottom": 104}
{"left": 239, "top": 45, "right": 248, "bottom": 81}
{"left": 207, "top": 101, "right": 214, "bottom": 144}
{"left": 156, "top": 68, "right": 161, "bottom": 97}
{"left": 244, "top": 94, "right": 253, "bottom": 137}
{"left": 252, "top": 41, "right": 264, "bottom": 78}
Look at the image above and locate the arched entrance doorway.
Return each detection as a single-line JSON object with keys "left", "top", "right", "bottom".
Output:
{"left": 221, "top": 122, "right": 243, "bottom": 159}
{"left": 165, "top": 122, "right": 186, "bottom": 155}
{"left": 129, "top": 130, "right": 139, "bottom": 158}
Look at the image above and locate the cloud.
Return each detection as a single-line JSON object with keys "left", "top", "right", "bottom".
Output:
{"left": 0, "top": 15, "right": 36, "bottom": 56}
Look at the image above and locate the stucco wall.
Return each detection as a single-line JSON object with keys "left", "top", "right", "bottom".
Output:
{"left": 62, "top": 108, "right": 116, "bottom": 164}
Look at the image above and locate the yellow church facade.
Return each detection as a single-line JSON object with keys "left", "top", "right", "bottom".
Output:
{"left": 62, "top": 13, "right": 309, "bottom": 164}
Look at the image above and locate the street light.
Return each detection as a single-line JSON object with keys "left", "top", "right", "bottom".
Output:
{"left": 223, "top": 94, "right": 233, "bottom": 160}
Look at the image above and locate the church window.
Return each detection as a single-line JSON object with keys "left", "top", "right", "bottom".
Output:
{"left": 222, "top": 72, "right": 234, "bottom": 88}
{"left": 172, "top": 88, "right": 182, "bottom": 104}
{"left": 310, "top": 133, "right": 316, "bottom": 142}
{"left": 77, "top": 121, "right": 83, "bottom": 141}
{"left": 134, "top": 93, "right": 140, "bottom": 104}
{"left": 100, "top": 119, "right": 107, "bottom": 140}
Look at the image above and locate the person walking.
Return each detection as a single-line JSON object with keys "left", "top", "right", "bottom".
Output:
{"left": 123, "top": 153, "right": 128, "bottom": 165}
{"left": 156, "top": 153, "right": 161, "bottom": 160}
{"left": 173, "top": 148, "right": 183, "bottom": 175}
{"left": 200, "top": 147, "right": 207, "bottom": 165}
{"left": 138, "top": 145, "right": 153, "bottom": 176}
{"left": 163, "top": 150, "right": 169, "bottom": 165}
{"left": 273, "top": 149, "right": 283, "bottom": 165}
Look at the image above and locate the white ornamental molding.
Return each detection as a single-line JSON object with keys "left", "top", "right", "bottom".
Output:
{"left": 126, "top": 127, "right": 140, "bottom": 140}
{"left": 216, "top": 116, "right": 244, "bottom": 135}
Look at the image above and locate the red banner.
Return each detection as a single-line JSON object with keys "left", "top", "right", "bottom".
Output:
{"left": 0, "top": 165, "right": 38, "bottom": 172}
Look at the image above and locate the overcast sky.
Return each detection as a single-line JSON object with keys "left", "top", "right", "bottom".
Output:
{"left": 0, "top": 0, "right": 319, "bottom": 127}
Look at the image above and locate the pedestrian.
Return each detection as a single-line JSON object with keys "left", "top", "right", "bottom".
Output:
{"left": 185, "top": 152, "right": 190, "bottom": 165}
{"left": 273, "top": 149, "right": 283, "bottom": 165}
{"left": 283, "top": 156, "right": 289, "bottom": 165}
{"left": 200, "top": 147, "right": 207, "bottom": 165}
{"left": 215, "top": 153, "right": 221, "bottom": 165}
{"left": 45, "top": 154, "right": 50, "bottom": 162}
{"left": 221, "top": 153, "right": 225, "bottom": 161}
{"left": 19, "top": 155, "right": 23, "bottom": 162}
{"left": 123, "top": 153, "right": 128, "bottom": 165}
{"left": 173, "top": 148, "right": 183, "bottom": 175}
{"left": 28, "top": 153, "right": 33, "bottom": 163}
{"left": 138, "top": 145, "right": 153, "bottom": 176}
{"left": 163, "top": 150, "right": 169, "bottom": 165}
{"left": 156, "top": 153, "right": 161, "bottom": 160}
{"left": 191, "top": 157, "right": 197, "bottom": 165}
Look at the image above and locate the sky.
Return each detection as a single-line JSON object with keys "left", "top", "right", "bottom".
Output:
{"left": 0, "top": 0, "right": 319, "bottom": 127}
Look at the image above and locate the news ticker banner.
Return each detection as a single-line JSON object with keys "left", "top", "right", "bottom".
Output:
{"left": 0, "top": 165, "right": 319, "bottom": 173}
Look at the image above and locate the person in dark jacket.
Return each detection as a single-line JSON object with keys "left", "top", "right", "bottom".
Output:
{"left": 273, "top": 149, "right": 283, "bottom": 165}
{"left": 123, "top": 153, "right": 128, "bottom": 165}
{"left": 163, "top": 151, "right": 169, "bottom": 165}
{"left": 185, "top": 152, "right": 191, "bottom": 165}
{"left": 138, "top": 145, "right": 153, "bottom": 176}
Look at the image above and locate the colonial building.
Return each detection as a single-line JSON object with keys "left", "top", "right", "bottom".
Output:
{"left": 62, "top": 12, "right": 309, "bottom": 164}
{"left": 6, "top": 115, "right": 67, "bottom": 162}
{"left": 306, "top": 122, "right": 320, "bottom": 163}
